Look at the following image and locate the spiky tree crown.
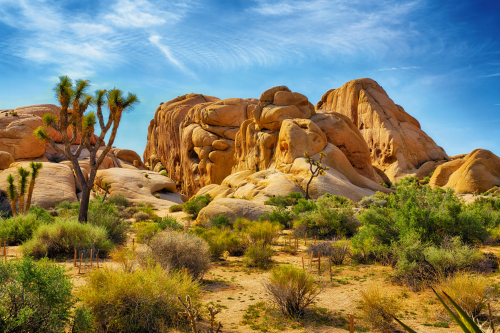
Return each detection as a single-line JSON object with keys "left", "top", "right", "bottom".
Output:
{"left": 18, "top": 167, "right": 30, "bottom": 195}
{"left": 6, "top": 174, "right": 17, "bottom": 200}
{"left": 29, "top": 161, "right": 43, "bottom": 178}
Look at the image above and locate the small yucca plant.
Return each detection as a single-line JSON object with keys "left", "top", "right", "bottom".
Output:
{"left": 17, "top": 166, "right": 30, "bottom": 214}
{"left": 25, "top": 162, "right": 42, "bottom": 212}
{"left": 6, "top": 174, "right": 18, "bottom": 216}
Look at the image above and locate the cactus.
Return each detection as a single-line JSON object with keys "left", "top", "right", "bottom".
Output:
{"left": 17, "top": 166, "right": 30, "bottom": 214}
{"left": 178, "top": 295, "right": 223, "bottom": 333}
{"left": 6, "top": 174, "right": 18, "bottom": 216}
{"left": 25, "top": 162, "right": 42, "bottom": 212}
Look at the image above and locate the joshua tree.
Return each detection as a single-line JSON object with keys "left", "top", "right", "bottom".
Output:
{"left": 34, "top": 76, "right": 139, "bottom": 222}
{"left": 6, "top": 174, "right": 17, "bottom": 216}
{"left": 100, "top": 181, "right": 111, "bottom": 203}
{"left": 304, "top": 151, "right": 329, "bottom": 200}
{"left": 25, "top": 162, "right": 43, "bottom": 212}
{"left": 17, "top": 167, "right": 30, "bottom": 214}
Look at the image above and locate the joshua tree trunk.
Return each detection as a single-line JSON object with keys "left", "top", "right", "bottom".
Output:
{"left": 10, "top": 200, "right": 17, "bottom": 216}
{"left": 25, "top": 181, "right": 35, "bottom": 212}
{"left": 19, "top": 196, "right": 25, "bottom": 215}
{"left": 79, "top": 185, "right": 92, "bottom": 222}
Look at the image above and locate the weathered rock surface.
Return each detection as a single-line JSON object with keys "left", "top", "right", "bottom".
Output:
{"left": 0, "top": 162, "right": 77, "bottom": 208}
{"left": 94, "top": 168, "right": 183, "bottom": 209}
{"left": 316, "top": 78, "right": 448, "bottom": 182}
{"left": 0, "top": 114, "right": 46, "bottom": 159}
{"left": 197, "top": 198, "right": 273, "bottom": 223}
{"left": 430, "top": 149, "right": 500, "bottom": 193}
{"left": 0, "top": 151, "right": 14, "bottom": 170}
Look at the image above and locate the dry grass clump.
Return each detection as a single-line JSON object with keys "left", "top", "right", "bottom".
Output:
{"left": 133, "top": 211, "right": 149, "bottom": 221}
{"left": 80, "top": 266, "right": 199, "bottom": 332}
{"left": 435, "top": 272, "right": 492, "bottom": 318}
{"left": 264, "top": 265, "right": 321, "bottom": 318}
{"left": 359, "top": 285, "right": 400, "bottom": 331}
{"left": 149, "top": 231, "right": 211, "bottom": 279}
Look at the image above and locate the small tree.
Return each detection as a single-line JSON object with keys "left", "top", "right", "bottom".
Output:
{"left": 25, "top": 162, "right": 43, "bottom": 212}
{"left": 100, "top": 181, "right": 111, "bottom": 203}
{"left": 34, "top": 76, "right": 139, "bottom": 222}
{"left": 17, "top": 167, "right": 30, "bottom": 214}
{"left": 6, "top": 174, "right": 17, "bottom": 216}
{"left": 303, "top": 152, "right": 329, "bottom": 200}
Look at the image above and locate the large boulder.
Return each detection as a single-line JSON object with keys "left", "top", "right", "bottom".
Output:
{"left": 0, "top": 152, "right": 14, "bottom": 170}
{"left": 196, "top": 198, "right": 273, "bottom": 223}
{"left": 94, "top": 168, "right": 183, "bottom": 209}
{"left": 430, "top": 149, "right": 500, "bottom": 193}
{"left": 316, "top": 78, "right": 448, "bottom": 182}
{"left": 0, "top": 162, "right": 77, "bottom": 208}
{"left": 0, "top": 114, "right": 46, "bottom": 160}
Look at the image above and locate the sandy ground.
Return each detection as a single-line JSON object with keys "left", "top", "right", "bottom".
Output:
{"left": 3, "top": 227, "right": 499, "bottom": 333}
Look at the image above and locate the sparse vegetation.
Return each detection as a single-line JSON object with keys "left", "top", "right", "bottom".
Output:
{"left": 183, "top": 194, "right": 211, "bottom": 219}
{"left": 359, "top": 285, "right": 400, "bottom": 331}
{"left": 243, "top": 241, "right": 274, "bottom": 269}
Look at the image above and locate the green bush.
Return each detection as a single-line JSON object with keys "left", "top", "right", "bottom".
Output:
{"left": 133, "top": 211, "right": 149, "bottom": 221}
{"left": 169, "top": 204, "right": 183, "bottom": 212}
{"left": 199, "top": 228, "right": 248, "bottom": 259}
{"left": 263, "top": 265, "right": 321, "bottom": 318}
{"left": 358, "top": 195, "right": 387, "bottom": 208}
{"left": 183, "top": 194, "right": 211, "bottom": 219}
{"left": 0, "top": 257, "right": 93, "bottom": 332}
{"left": 294, "top": 194, "right": 359, "bottom": 239}
{"left": 210, "top": 214, "right": 232, "bottom": 228}
{"left": 244, "top": 241, "right": 273, "bottom": 269}
{"left": 265, "top": 195, "right": 292, "bottom": 208}
{"left": 106, "top": 193, "right": 130, "bottom": 207}
{"left": 149, "top": 231, "right": 211, "bottom": 279}
{"left": 259, "top": 207, "right": 295, "bottom": 228}
{"left": 0, "top": 213, "right": 50, "bottom": 245}
{"left": 80, "top": 266, "right": 199, "bottom": 332}
{"left": 157, "top": 216, "right": 183, "bottom": 230}
{"left": 88, "top": 201, "right": 129, "bottom": 245}
{"left": 28, "top": 205, "right": 55, "bottom": 223}
{"left": 292, "top": 198, "right": 317, "bottom": 214}
{"left": 56, "top": 200, "right": 80, "bottom": 217}
{"left": 22, "top": 219, "right": 113, "bottom": 259}
{"left": 245, "top": 221, "right": 282, "bottom": 246}
{"left": 393, "top": 235, "right": 483, "bottom": 289}
{"left": 135, "top": 217, "right": 183, "bottom": 244}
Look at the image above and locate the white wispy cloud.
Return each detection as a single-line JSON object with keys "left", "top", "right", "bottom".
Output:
{"left": 379, "top": 66, "right": 420, "bottom": 71}
{"left": 480, "top": 73, "right": 500, "bottom": 78}
{"left": 105, "top": 0, "right": 175, "bottom": 27}
{"left": 149, "top": 35, "right": 197, "bottom": 78}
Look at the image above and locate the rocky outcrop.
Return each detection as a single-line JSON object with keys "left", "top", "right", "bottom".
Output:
{"left": 94, "top": 168, "right": 183, "bottom": 209}
{"left": 197, "top": 198, "right": 273, "bottom": 223}
{"left": 316, "top": 78, "right": 448, "bottom": 182}
{"left": 0, "top": 152, "right": 14, "bottom": 170}
{"left": 430, "top": 149, "right": 500, "bottom": 194}
{"left": 0, "top": 113, "right": 46, "bottom": 160}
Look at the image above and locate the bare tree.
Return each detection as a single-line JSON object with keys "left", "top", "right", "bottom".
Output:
{"left": 34, "top": 76, "right": 139, "bottom": 222}
{"left": 304, "top": 151, "right": 329, "bottom": 200}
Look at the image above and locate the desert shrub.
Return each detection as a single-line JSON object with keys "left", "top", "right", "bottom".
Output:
{"left": 149, "top": 231, "right": 210, "bottom": 279}
{"left": 80, "top": 266, "right": 199, "bottom": 332}
{"left": 110, "top": 247, "right": 138, "bottom": 272}
{"left": 264, "top": 265, "right": 321, "bottom": 318}
{"left": 0, "top": 213, "right": 49, "bottom": 245}
{"left": 265, "top": 195, "right": 292, "bottom": 208}
{"left": 393, "top": 236, "right": 483, "bottom": 289}
{"left": 210, "top": 214, "right": 232, "bottom": 228}
{"left": 56, "top": 200, "right": 80, "bottom": 217}
{"left": 435, "top": 272, "right": 492, "bottom": 318}
{"left": 88, "top": 202, "right": 129, "bottom": 245}
{"left": 22, "top": 219, "right": 113, "bottom": 259}
{"left": 294, "top": 194, "right": 359, "bottom": 239}
{"left": 244, "top": 241, "right": 273, "bottom": 269}
{"left": 0, "top": 257, "right": 93, "bottom": 333}
{"left": 135, "top": 222, "right": 162, "bottom": 244}
{"left": 182, "top": 194, "right": 211, "bottom": 219}
{"left": 307, "top": 239, "right": 350, "bottom": 265}
{"left": 157, "top": 216, "right": 183, "bottom": 230}
{"left": 169, "top": 204, "right": 183, "bottom": 212}
{"left": 133, "top": 211, "right": 149, "bottom": 221}
{"left": 359, "top": 195, "right": 387, "bottom": 208}
{"left": 363, "top": 181, "right": 490, "bottom": 245}
{"left": 199, "top": 228, "right": 248, "bottom": 259}
{"left": 28, "top": 205, "right": 55, "bottom": 223}
{"left": 106, "top": 193, "right": 130, "bottom": 207}
{"left": 245, "top": 221, "right": 282, "bottom": 245}
{"left": 259, "top": 207, "right": 295, "bottom": 228}
{"left": 233, "top": 218, "right": 252, "bottom": 231}
{"left": 292, "top": 198, "right": 317, "bottom": 214}
{"left": 359, "top": 285, "right": 400, "bottom": 331}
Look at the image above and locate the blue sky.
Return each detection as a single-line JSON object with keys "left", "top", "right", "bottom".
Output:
{"left": 0, "top": 0, "right": 499, "bottom": 158}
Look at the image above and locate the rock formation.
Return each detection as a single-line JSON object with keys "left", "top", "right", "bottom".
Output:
{"left": 316, "top": 78, "right": 448, "bottom": 182}
{"left": 430, "top": 149, "right": 500, "bottom": 194}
